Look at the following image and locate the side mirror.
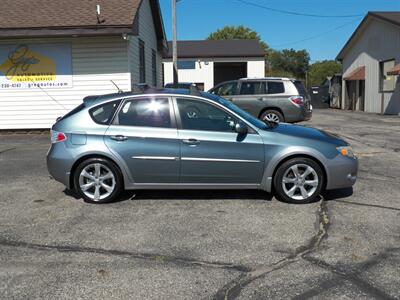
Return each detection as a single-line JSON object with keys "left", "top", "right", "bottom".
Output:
{"left": 235, "top": 122, "right": 248, "bottom": 135}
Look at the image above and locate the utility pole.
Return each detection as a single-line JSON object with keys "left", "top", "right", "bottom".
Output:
{"left": 172, "top": 0, "right": 178, "bottom": 86}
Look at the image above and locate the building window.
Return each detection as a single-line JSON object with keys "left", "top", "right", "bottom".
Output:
{"left": 177, "top": 61, "right": 196, "bottom": 69}
{"left": 380, "top": 59, "right": 396, "bottom": 92}
{"left": 139, "top": 39, "right": 146, "bottom": 83}
{"left": 152, "top": 49, "right": 157, "bottom": 87}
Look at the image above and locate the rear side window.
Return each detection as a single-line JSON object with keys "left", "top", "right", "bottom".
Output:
{"left": 267, "top": 82, "right": 285, "bottom": 94}
{"left": 293, "top": 80, "right": 308, "bottom": 97}
{"left": 89, "top": 100, "right": 121, "bottom": 125}
{"left": 240, "top": 81, "right": 266, "bottom": 95}
{"left": 117, "top": 98, "right": 171, "bottom": 128}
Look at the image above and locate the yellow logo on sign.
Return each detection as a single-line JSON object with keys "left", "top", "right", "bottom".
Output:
{"left": 0, "top": 45, "right": 56, "bottom": 82}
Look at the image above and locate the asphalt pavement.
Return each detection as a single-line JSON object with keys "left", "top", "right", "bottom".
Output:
{"left": 0, "top": 109, "right": 399, "bottom": 299}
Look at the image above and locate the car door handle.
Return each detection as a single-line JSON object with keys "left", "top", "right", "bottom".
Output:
{"left": 182, "top": 138, "right": 200, "bottom": 145}
{"left": 257, "top": 97, "right": 267, "bottom": 101}
{"left": 110, "top": 135, "right": 128, "bottom": 141}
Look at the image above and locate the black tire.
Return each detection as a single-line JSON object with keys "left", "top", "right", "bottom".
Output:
{"left": 260, "top": 110, "right": 284, "bottom": 123}
{"left": 273, "top": 157, "right": 324, "bottom": 204}
{"left": 73, "top": 157, "right": 123, "bottom": 204}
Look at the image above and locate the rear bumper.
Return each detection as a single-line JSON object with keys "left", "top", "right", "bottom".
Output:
{"left": 285, "top": 107, "right": 312, "bottom": 123}
{"left": 47, "top": 143, "right": 74, "bottom": 189}
{"left": 325, "top": 155, "right": 358, "bottom": 190}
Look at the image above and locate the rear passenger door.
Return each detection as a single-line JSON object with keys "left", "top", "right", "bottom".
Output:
{"left": 231, "top": 81, "right": 267, "bottom": 117}
{"left": 104, "top": 97, "right": 180, "bottom": 184}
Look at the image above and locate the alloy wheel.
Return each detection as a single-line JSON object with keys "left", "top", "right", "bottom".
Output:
{"left": 281, "top": 164, "right": 318, "bottom": 201}
{"left": 78, "top": 163, "right": 116, "bottom": 201}
{"left": 263, "top": 113, "right": 280, "bottom": 123}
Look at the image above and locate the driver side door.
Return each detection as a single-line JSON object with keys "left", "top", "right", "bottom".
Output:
{"left": 174, "top": 97, "right": 265, "bottom": 185}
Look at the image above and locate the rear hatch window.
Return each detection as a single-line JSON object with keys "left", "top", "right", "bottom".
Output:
{"left": 293, "top": 80, "right": 311, "bottom": 108}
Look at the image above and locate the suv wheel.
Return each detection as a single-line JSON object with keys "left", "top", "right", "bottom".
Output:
{"left": 74, "top": 158, "right": 123, "bottom": 204}
{"left": 274, "top": 157, "right": 323, "bottom": 204}
{"left": 260, "top": 110, "right": 284, "bottom": 123}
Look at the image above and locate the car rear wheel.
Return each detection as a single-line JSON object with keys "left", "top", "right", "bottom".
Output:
{"left": 260, "top": 110, "right": 284, "bottom": 123}
{"left": 74, "top": 158, "right": 123, "bottom": 204}
{"left": 274, "top": 157, "right": 323, "bottom": 204}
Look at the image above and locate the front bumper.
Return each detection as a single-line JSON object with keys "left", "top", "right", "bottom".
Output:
{"left": 325, "top": 155, "right": 358, "bottom": 190}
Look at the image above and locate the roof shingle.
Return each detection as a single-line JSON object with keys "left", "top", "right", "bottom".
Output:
{"left": 0, "top": 0, "right": 140, "bottom": 28}
{"left": 163, "top": 40, "right": 266, "bottom": 59}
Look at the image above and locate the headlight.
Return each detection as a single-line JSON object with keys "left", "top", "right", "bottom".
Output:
{"left": 337, "top": 146, "right": 355, "bottom": 158}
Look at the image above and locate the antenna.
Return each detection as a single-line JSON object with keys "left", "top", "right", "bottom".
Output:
{"left": 96, "top": 4, "right": 105, "bottom": 24}
{"left": 110, "top": 80, "right": 123, "bottom": 93}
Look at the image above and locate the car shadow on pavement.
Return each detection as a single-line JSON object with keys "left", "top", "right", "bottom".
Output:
{"left": 321, "top": 187, "right": 353, "bottom": 201}
{"left": 63, "top": 189, "right": 273, "bottom": 203}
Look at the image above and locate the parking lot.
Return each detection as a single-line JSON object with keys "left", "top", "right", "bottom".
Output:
{"left": 0, "top": 109, "right": 399, "bottom": 300}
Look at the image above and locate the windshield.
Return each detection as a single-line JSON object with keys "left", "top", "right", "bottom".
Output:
{"left": 205, "top": 93, "right": 268, "bottom": 130}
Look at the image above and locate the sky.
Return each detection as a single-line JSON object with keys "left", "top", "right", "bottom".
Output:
{"left": 160, "top": 0, "right": 400, "bottom": 62}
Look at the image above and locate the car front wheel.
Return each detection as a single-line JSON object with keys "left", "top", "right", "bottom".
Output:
{"left": 274, "top": 157, "right": 324, "bottom": 204}
{"left": 74, "top": 158, "right": 123, "bottom": 204}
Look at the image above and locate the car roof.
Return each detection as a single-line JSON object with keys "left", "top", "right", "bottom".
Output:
{"left": 82, "top": 88, "right": 221, "bottom": 107}
{"left": 239, "top": 77, "right": 296, "bottom": 81}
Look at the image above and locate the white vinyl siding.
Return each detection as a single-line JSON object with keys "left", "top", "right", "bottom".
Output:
{"left": 341, "top": 17, "right": 400, "bottom": 114}
{"left": 128, "top": 0, "right": 162, "bottom": 88}
{"left": 0, "top": 36, "right": 130, "bottom": 129}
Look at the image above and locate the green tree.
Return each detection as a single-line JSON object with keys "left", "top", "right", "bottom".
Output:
{"left": 207, "top": 25, "right": 269, "bottom": 53}
{"left": 308, "top": 60, "right": 341, "bottom": 87}
{"left": 267, "top": 49, "right": 310, "bottom": 80}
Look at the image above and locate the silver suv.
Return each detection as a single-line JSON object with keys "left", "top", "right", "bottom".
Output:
{"left": 209, "top": 77, "right": 312, "bottom": 123}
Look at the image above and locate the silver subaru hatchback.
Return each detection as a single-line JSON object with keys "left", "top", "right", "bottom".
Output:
{"left": 47, "top": 89, "right": 357, "bottom": 204}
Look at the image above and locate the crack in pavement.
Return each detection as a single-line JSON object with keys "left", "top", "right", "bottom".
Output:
{"left": 334, "top": 199, "right": 400, "bottom": 212}
{"left": 213, "top": 198, "right": 330, "bottom": 300}
{"left": 0, "top": 147, "right": 16, "bottom": 155}
{"left": 0, "top": 239, "right": 251, "bottom": 273}
{"left": 298, "top": 248, "right": 400, "bottom": 300}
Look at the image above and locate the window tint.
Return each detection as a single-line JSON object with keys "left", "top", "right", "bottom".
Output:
{"left": 240, "top": 81, "right": 266, "bottom": 95}
{"left": 151, "top": 49, "right": 157, "bottom": 86}
{"left": 89, "top": 100, "right": 121, "bottom": 125}
{"left": 177, "top": 98, "right": 237, "bottom": 132}
{"left": 267, "top": 81, "right": 285, "bottom": 94}
{"left": 139, "top": 39, "right": 145, "bottom": 83}
{"left": 177, "top": 61, "right": 196, "bottom": 69}
{"left": 118, "top": 98, "right": 171, "bottom": 128}
{"left": 213, "top": 82, "right": 237, "bottom": 96}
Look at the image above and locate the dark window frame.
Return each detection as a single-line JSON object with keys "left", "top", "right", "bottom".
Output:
{"left": 380, "top": 58, "right": 396, "bottom": 93}
{"left": 113, "top": 97, "right": 176, "bottom": 129}
{"left": 139, "top": 39, "right": 146, "bottom": 83}
{"left": 151, "top": 49, "right": 157, "bottom": 87}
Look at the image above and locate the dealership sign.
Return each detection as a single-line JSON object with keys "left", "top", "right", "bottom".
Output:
{"left": 0, "top": 43, "right": 72, "bottom": 89}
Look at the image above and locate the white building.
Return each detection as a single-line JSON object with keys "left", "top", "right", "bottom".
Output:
{"left": 163, "top": 40, "right": 265, "bottom": 91}
{"left": 337, "top": 12, "right": 400, "bottom": 115}
{"left": 0, "top": 0, "right": 167, "bottom": 129}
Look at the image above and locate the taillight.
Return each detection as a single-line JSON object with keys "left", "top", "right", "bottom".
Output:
{"left": 50, "top": 130, "right": 67, "bottom": 143}
{"left": 290, "top": 96, "right": 304, "bottom": 106}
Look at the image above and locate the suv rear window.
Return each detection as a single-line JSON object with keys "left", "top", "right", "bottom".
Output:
{"left": 293, "top": 80, "right": 308, "bottom": 98}
{"left": 267, "top": 82, "right": 285, "bottom": 94}
{"left": 89, "top": 100, "right": 121, "bottom": 125}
